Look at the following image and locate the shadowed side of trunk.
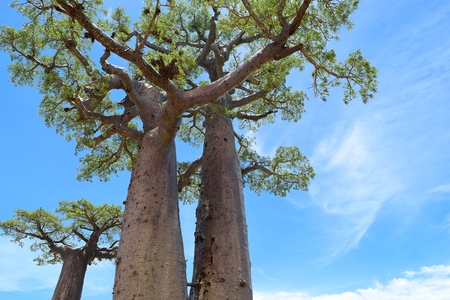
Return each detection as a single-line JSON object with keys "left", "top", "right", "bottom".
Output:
{"left": 51, "top": 248, "right": 89, "bottom": 300}
{"left": 189, "top": 112, "right": 252, "bottom": 300}
{"left": 113, "top": 130, "right": 187, "bottom": 300}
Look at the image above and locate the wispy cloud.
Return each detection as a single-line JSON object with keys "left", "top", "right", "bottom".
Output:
{"left": 404, "top": 265, "right": 450, "bottom": 278}
{"left": 430, "top": 184, "right": 450, "bottom": 193}
{"left": 434, "top": 214, "right": 450, "bottom": 232}
{"left": 308, "top": 121, "right": 403, "bottom": 262}
{"left": 291, "top": 0, "right": 450, "bottom": 263}
{"left": 255, "top": 265, "right": 450, "bottom": 300}
{"left": 0, "top": 238, "right": 59, "bottom": 292}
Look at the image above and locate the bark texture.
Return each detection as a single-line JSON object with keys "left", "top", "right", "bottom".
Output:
{"left": 52, "top": 248, "right": 89, "bottom": 300}
{"left": 189, "top": 112, "right": 252, "bottom": 300}
{"left": 113, "top": 130, "right": 187, "bottom": 300}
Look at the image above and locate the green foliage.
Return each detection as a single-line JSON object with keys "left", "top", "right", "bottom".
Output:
{"left": 57, "top": 199, "right": 122, "bottom": 244}
{"left": 0, "top": 199, "right": 122, "bottom": 266}
{"left": 0, "top": 1, "right": 132, "bottom": 181}
{"left": 239, "top": 137, "right": 315, "bottom": 196}
{"left": 1, "top": 0, "right": 377, "bottom": 199}
{"left": 178, "top": 113, "right": 206, "bottom": 148}
{"left": 109, "top": 7, "right": 132, "bottom": 43}
{"left": 177, "top": 161, "right": 202, "bottom": 204}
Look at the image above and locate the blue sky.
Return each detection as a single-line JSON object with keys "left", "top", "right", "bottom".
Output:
{"left": 1, "top": 0, "right": 450, "bottom": 299}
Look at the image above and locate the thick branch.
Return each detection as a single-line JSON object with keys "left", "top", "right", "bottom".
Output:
{"left": 196, "top": 8, "right": 220, "bottom": 67}
{"left": 241, "top": 163, "right": 273, "bottom": 177}
{"left": 55, "top": 0, "right": 180, "bottom": 96}
{"left": 285, "top": 0, "right": 313, "bottom": 37}
{"left": 72, "top": 229, "right": 89, "bottom": 243}
{"left": 180, "top": 41, "right": 281, "bottom": 109}
{"left": 72, "top": 97, "right": 143, "bottom": 141}
{"left": 100, "top": 50, "right": 143, "bottom": 107}
{"left": 100, "top": 49, "right": 166, "bottom": 131}
{"left": 63, "top": 38, "right": 94, "bottom": 77}
{"left": 273, "top": 43, "right": 304, "bottom": 60}
{"left": 95, "top": 248, "right": 117, "bottom": 260}
{"left": 77, "top": 74, "right": 123, "bottom": 111}
{"left": 235, "top": 110, "right": 277, "bottom": 121}
{"left": 178, "top": 157, "right": 202, "bottom": 193}
{"left": 227, "top": 90, "right": 268, "bottom": 109}
{"left": 277, "top": 0, "right": 288, "bottom": 27}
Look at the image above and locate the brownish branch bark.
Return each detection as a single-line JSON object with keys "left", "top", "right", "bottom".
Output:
{"left": 55, "top": 0, "right": 180, "bottom": 96}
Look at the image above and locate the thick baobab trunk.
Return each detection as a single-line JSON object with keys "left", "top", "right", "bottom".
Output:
{"left": 52, "top": 248, "right": 89, "bottom": 300}
{"left": 189, "top": 112, "right": 252, "bottom": 300}
{"left": 113, "top": 130, "right": 187, "bottom": 300}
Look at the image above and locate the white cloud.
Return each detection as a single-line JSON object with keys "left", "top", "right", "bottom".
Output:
{"left": 436, "top": 214, "right": 450, "bottom": 232}
{"left": 303, "top": 8, "right": 450, "bottom": 256}
{"left": 255, "top": 291, "right": 311, "bottom": 300}
{"left": 429, "top": 184, "right": 450, "bottom": 193}
{"left": 0, "top": 238, "right": 59, "bottom": 292}
{"left": 308, "top": 121, "right": 403, "bottom": 262}
{"left": 255, "top": 265, "right": 450, "bottom": 300}
{"left": 404, "top": 265, "right": 450, "bottom": 278}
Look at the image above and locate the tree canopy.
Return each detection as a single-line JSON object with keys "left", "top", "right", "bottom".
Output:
{"left": 0, "top": 0, "right": 376, "bottom": 189}
{"left": 0, "top": 198, "right": 122, "bottom": 265}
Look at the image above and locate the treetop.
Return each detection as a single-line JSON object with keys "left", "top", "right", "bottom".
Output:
{"left": 1, "top": 0, "right": 376, "bottom": 196}
{"left": 0, "top": 199, "right": 122, "bottom": 265}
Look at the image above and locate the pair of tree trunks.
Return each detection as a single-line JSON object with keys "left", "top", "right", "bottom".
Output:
{"left": 113, "top": 112, "right": 251, "bottom": 300}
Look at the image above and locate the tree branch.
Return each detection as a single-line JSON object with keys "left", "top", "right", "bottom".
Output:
{"left": 277, "top": 0, "right": 289, "bottom": 28}
{"left": 63, "top": 38, "right": 94, "bottom": 77}
{"left": 135, "top": 2, "right": 161, "bottom": 53}
{"left": 55, "top": 0, "right": 180, "bottom": 96}
{"left": 72, "top": 228, "right": 89, "bottom": 243}
{"left": 241, "top": 163, "right": 273, "bottom": 177}
{"left": 227, "top": 90, "right": 268, "bottom": 109}
{"left": 300, "top": 47, "right": 345, "bottom": 78}
{"left": 235, "top": 110, "right": 277, "bottom": 121}
{"left": 285, "top": 0, "right": 313, "bottom": 37}
{"left": 241, "top": 0, "right": 277, "bottom": 40}
{"left": 94, "top": 248, "right": 117, "bottom": 260}
{"left": 196, "top": 8, "right": 220, "bottom": 67}
{"left": 178, "top": 157, "right": 202, "bottom": 193}
{"left": 126, "top": 31, "right": 172, "bottom": 54}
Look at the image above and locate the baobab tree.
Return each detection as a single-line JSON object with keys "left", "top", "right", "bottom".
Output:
{"left": 166, "top": 1, "right": 376, "bottom": 298}
{"left": 0, "top": 199, "right": 122, "bottom": 300}
{"left": 0, "top": 0, "right": 377, "bottom": 299}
